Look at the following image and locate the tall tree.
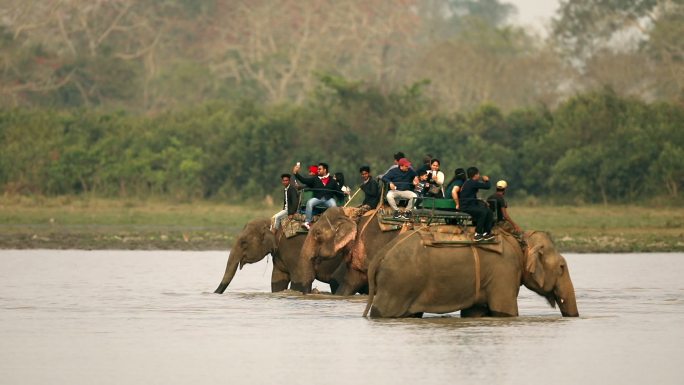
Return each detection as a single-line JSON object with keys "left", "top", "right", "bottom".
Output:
{"left": 552, "top": 0, "right": 683, "bottom": 102}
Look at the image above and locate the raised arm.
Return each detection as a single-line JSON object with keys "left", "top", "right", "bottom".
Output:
{"left": 293, "top": 164, "right": 316, "bottom": 187}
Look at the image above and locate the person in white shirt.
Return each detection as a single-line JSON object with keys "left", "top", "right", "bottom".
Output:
{"left": 427, "top": 158, "right": 445, "bottom": 198}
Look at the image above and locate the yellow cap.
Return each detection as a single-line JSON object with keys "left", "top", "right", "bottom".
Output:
{"left": 496, "top": 180, "right": 508, "bottom": 189}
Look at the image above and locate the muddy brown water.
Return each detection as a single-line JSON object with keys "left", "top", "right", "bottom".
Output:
{"left": 1, "top": 250, "right": 683, "bottom": 384}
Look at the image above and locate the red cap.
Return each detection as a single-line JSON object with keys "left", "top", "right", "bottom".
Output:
{"left": 308, "top": 165, "right": 318, "bottom": 174}
{"left": 398, "top": 158, "right": 411, "bottom": 167}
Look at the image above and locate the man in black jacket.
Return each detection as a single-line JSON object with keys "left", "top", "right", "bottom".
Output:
{"left": 359, "top": 165, "right": 380, "bottom": 210}
{"left": 458, "top": 167, "right": 494, "bottom": 242}
{"left": 271, "top": 174, "right": 299, "bottom": 231}
{"left": 293, "top": 162, "right": 341, "bottom": 229}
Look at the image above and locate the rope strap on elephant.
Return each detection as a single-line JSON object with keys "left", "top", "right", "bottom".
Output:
{"left": 469, "top": 245, "right": 481, "bottom": 303}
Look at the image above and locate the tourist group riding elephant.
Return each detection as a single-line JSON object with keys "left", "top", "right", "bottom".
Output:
{"left": 363, "top": 229, "right": 579, "bottom": 318}
{"left": 300, "top": 207, "right": 405, "bottom": 295}
{"left": 214, "top": 218, "right": 344, "bottom": 294}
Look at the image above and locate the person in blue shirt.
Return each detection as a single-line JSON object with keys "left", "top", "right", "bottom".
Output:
{"left": 382, "top": 157, "right": 418, "bottom": 218}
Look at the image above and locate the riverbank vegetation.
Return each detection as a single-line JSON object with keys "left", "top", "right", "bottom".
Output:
{"left": 1, "top": 196, "right": 681, "bottom": 252}
{"left": 1, "top": 87, "right": 682, "bottom": 206}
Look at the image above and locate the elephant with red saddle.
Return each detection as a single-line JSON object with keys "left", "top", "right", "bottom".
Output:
{"left": 298, "top": 207, "right": 406, "bottom": 295}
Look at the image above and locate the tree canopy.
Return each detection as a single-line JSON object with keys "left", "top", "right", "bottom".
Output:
{"left": 0, "top": 1, "right": 681, "bottom": 204}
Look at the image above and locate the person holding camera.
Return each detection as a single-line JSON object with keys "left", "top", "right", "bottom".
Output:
{"left": 426, "top": 158, "right": 445, "bottom": 198}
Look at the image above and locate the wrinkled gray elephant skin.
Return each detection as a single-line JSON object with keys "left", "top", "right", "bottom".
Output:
{"left": 364, "top": 230, "right": 579, "bottom": 318}
{"left": 214, "top": 218, "right": 344, "bottom": 294}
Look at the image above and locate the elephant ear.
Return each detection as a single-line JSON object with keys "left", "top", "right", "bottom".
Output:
{"left": 333, "top": 220, "right": 357, "bottom": 255}
{"left": 526, "top": 243, "right": 545, "bottom": 288}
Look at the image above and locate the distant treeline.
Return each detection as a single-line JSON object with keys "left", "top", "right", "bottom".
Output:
{"left": 1, "top": 79, "right": 682, "bottom": 204}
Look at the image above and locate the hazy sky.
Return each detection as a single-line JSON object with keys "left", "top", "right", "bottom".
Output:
{"left": 508, "top": 0, "right": 560, "bottom": 33}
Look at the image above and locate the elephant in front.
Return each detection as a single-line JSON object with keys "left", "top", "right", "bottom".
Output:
{"left": 363, "top": 230, "right": 579, "bottom": 318}
{"left": 299, "top": 207, "right": 405, "bottom": 295}
{"left": 214, "top": 218, "right": 344, "bottom": 294}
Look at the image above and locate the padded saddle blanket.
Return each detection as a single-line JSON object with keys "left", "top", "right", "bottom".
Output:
{"left": 281, "top": 216, "right": 302, "bottom": 238}
{"left": 417, "top": 225, "right": 503, "bottom": 254}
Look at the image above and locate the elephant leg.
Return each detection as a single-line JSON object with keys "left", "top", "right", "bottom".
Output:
{"left": 271, "top": 267, "right": 290, "bottom": 292}
{"left": 489, "top": 309, "right": 517, "bottom": 317}
{"left": 462, "top": 301, "right": 518, "bottom": 317}
{"left": 336, "top": 268, "right": 368, "bottom": 296}
{"left": 486, "top": 299, "right": 518, "bottom": 317}
{"left": 461, "top": 305, "right": 491, "bottom": 318}
{"left": 329, "top": 280, "right": 339, "bottom": 294}
{"left": 329, "top": 263, "right": 348, "bottom": 294}
{"left": 487, "top": 285, "right": 520, "bottom": 317}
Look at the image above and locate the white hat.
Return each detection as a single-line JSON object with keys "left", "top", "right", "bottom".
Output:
{"left": 496, "top": 180, "right": 508, "bottom": 189}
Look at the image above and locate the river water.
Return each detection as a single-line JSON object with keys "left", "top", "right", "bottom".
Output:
{"left": 1, "top": 250, "right": 683, "bottom": 385}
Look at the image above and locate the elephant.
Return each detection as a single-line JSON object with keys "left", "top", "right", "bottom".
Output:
{"left": 363, "top": 229, "right": 579, "bottom": 318}
{"left": 299, "top": 207, "right": 405, "bottom": 295}
{"left": 214, "top": 218, "right": 344, "bottom": 294}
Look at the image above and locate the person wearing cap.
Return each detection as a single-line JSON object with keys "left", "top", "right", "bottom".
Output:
{"left": 381, "top": 157, "right": 418, "bottom": 218}
{"left": 293, "top": 162, "right": 341, "bottom": 230}
{"left": 459, "top": 166, "right": 494, "bottom": 242}
{"left": 487, "top": 180, "right": 522, "bottom": 235}
{"left": 378, "top": 151, "right": 407, "bottom": 179}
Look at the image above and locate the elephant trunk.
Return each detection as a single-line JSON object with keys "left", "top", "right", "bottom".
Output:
{"left": 290, "top": 258, "right": 315, "bottom": 294}
{"left": 214, "top": 248, "right": 241, "bottom": 294}
{"left": 556, "top": 273, "right": 579, "bottom": 317}
{"left": 557, "top": 282, "right": 579, "bottom": 317}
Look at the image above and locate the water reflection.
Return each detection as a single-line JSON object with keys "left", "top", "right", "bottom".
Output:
{"left": 1, "top": 250, "right": 683, "bottom": 385}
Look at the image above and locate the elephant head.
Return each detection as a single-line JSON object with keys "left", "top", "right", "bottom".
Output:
{"left": 214, "top": 218, "right": 276, "bottom": 294}
{"left": 301, "top": 208, "right": 358, "bottom": 261}
{"left": 522, "top": 231, "right": 579, "bottom": 317}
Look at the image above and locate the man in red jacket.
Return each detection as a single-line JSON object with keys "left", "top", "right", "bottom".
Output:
{"left": 293, "top": 162, "right": 341, "bottom": 230}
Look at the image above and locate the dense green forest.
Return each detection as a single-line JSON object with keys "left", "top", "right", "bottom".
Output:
{"left": 1, "top": 84, "right": 681, "bottom": 204}
{"left": 0, "top": 0, "right": 682, "bottom": 204}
